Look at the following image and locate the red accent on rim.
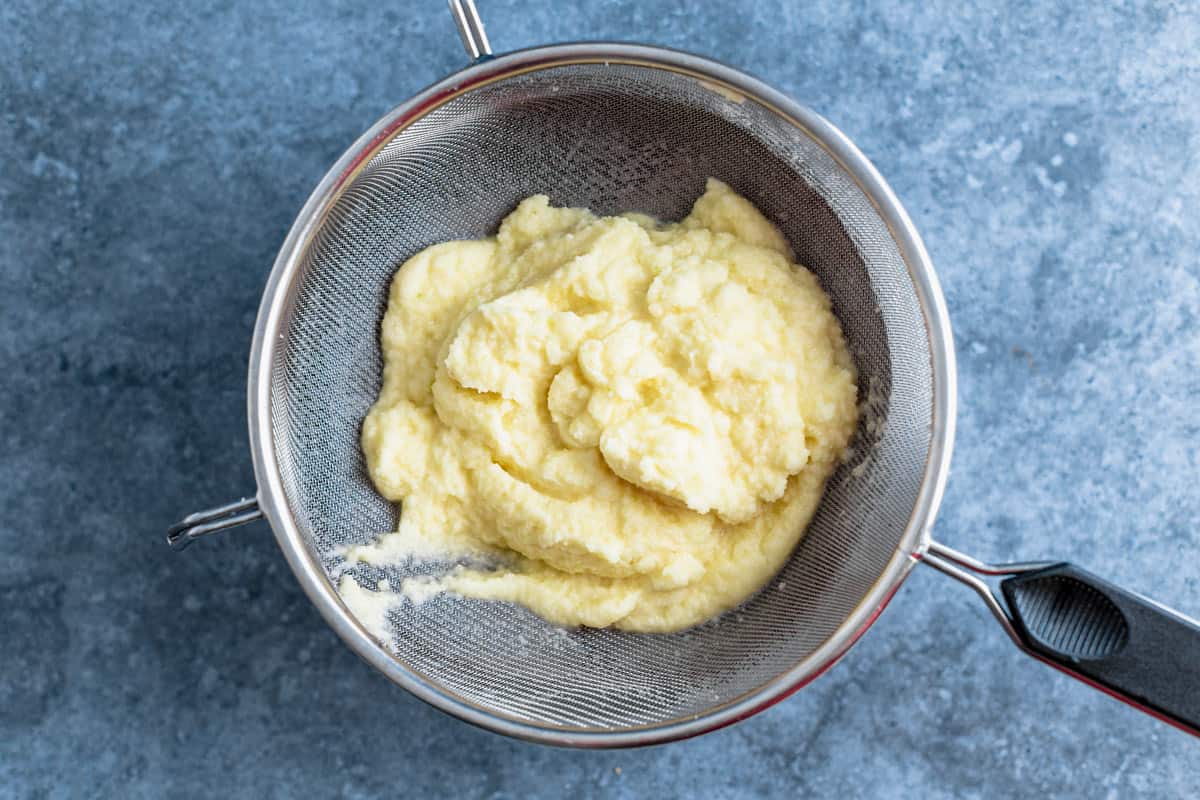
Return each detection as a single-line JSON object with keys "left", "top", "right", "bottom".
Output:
{"left": 335, "top": 87, "right": 453, "bottom": 185}
{"left": 712, "top": 559, "right": 916, "bottom": 731}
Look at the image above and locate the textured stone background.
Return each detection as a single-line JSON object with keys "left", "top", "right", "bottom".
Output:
{"left": 2, "top": 0, "right": 1199, "bottom": 797}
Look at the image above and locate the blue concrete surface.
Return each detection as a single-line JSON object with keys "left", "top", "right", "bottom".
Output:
{"left": 3, "top": 0, "right": 1199, "bottom": 797}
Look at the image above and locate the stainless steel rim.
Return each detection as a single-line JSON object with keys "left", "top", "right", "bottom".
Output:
{"left": 246, "top": 42, "right": 958, "bottom": 747}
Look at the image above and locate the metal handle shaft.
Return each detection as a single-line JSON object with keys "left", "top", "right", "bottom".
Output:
{"left": 448, "top": 0, "right": 492, "bottom": 61}
{"left": 167, "top": 496, "right": 262, "bottom": 551}
{"left": 922, "top": 539, "right": 1050, "bottom": 648}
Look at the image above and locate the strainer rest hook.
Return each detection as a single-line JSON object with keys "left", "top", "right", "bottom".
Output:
{"left": 163, "top": 0, "right": 493, "bottom": 554}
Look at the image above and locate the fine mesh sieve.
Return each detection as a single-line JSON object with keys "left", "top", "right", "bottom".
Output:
{"left": 259, "top": 44, "right": 949, "bottom": 739}
{"left": 168, "top": 1, "right": 1200, "bottom": 746}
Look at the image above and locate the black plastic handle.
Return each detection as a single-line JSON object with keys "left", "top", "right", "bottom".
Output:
{"left": 1000, "top": 564, "right": 1200, "bottom": 735}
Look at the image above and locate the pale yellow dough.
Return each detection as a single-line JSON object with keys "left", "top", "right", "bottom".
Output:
{"left": 352, "top": 179, "right": 858, "bottom": 632}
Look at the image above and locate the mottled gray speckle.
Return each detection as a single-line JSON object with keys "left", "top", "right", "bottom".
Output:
{"left": 2, "top": 0, "right": 1199, "bottom": 797}
{"left": 0, "top": 580, "right": 68, "bottom": 727}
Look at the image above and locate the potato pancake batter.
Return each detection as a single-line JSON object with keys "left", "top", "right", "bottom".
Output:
{"left": 347, "top": 179, "right": 858, "bottom": 633}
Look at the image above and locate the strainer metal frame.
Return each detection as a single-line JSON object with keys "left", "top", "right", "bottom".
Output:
{"left": 264, "top": 38, "right": 955, "bottom": 749}
{"left": 168, "top": 0, "right": 1200, "bottom": 746}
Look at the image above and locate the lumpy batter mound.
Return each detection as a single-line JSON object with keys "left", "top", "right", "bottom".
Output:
{"left": 345, "top": 179, "right": 858, "bottom": 633}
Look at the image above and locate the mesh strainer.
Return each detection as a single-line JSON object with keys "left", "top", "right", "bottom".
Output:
{"left": 168, "top": 0, "right": 1200, "bottom": 745}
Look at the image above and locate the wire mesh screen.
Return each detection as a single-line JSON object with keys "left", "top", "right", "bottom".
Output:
{"left": 266, "top": 61, "right": 933, "bottom": 731}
